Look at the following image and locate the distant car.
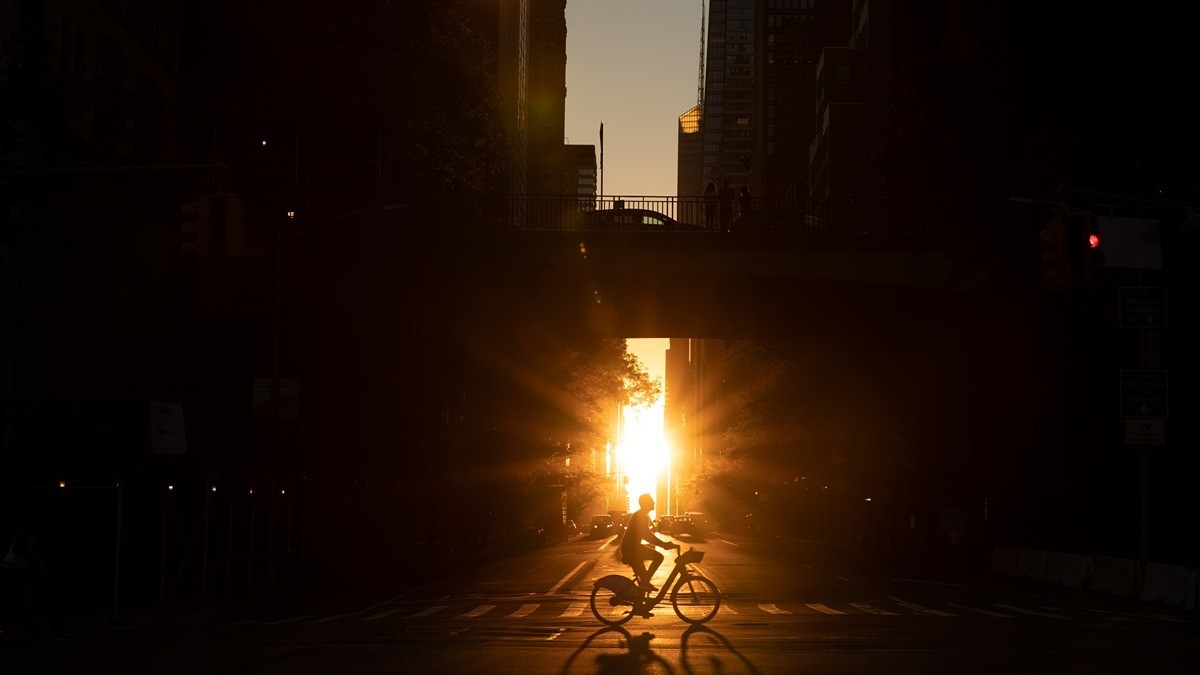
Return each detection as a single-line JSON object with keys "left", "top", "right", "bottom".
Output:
{"left": 672, "top": 515, "right": 696, "bottom": 536}
{"left": 579, "top": 208, "right": 698, "bottom": 231}
{"left": 565, "top": 519, "right": 578, "bottom": 537}
{"left": 589, "top": 514, "right": 616, "bottom": 537}
{"left": 720, "top": 513, "right": 760, "bottom": 535}
{"left": 655, "top": 514, "right": 675, "bottom": 534}
{"left": 684, "top": 511, "right": 710, "bottom": 532}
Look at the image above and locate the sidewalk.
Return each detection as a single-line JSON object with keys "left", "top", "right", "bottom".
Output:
{"left": 3, "top": 540, "right": 536, "bottom": 640}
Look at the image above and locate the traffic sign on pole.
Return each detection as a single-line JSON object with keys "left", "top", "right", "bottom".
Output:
{"left": 1119, "top": 287, "right": 1167, "bottom": 328}
{"left": 1119, "top": 370, "right": 1168, "bottom": 418}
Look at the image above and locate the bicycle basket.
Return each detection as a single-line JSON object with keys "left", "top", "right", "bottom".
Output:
{"left": 678, "top": 549, "right": 705, "bottom": 565}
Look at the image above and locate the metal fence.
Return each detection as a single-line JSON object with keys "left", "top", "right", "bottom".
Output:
{"left": 480, "top": 194, "right": 933, "bottom": 234}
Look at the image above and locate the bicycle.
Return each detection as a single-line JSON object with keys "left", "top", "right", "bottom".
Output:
{"left": 589, "top": 546, "right": 720, "bottom": 625}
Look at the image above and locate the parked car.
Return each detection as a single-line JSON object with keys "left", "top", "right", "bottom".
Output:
{"left": 579, "top": 208, "right": 699, "bottom": 231}
{"left": 655, "top": 514, "right": 675, "bottom": 534}
{"left": 589, "top": 514, "right": 616, "bottom": 538}
{"left": 565, "top": 519, "right": 578, "bottom": 537}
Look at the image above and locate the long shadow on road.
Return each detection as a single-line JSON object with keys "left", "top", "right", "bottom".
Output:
{"left": 558, "top": 624, "right": 761, "bottom": 675}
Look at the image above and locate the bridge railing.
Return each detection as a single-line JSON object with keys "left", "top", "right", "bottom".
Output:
{"left": 481, "top": 195, "right": 934, "bottom": 233}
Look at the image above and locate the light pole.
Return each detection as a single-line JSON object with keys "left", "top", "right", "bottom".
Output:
{"left": 270, "top": 203, "right": 407, "bottom": 419}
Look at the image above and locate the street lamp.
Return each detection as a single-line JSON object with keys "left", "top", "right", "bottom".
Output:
{"left": 270, "top": 203, "right": 407, "bottom": 419}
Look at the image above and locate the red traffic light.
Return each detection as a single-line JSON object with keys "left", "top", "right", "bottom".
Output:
{"left": 1087, "top": 232, "right": 1102, "bottom": 249}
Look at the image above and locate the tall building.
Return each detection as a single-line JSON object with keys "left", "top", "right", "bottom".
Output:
{"left": 527, "top": 0, "right": 568, "bottom": 195}
{"left": 563, "top": 144, "right": 598, "bottom": 200}
{"left": 692, "top": 0, "right": 849, "bottom": 201}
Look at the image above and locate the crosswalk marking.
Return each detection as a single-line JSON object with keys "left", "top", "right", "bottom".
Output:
{"left": 508, "top": 604, "right": 539, "bottom": 618}
{"left": 890, "top": 597, "right": 955, "bottom": 616}
{"left": 995, "top": 604, "right": 1064, "bottom": 619}
{"left": 850, "top": 603, "right": 897, "bottom": 616}
{"left": 806, "top": 603, "right": 845, "bottom": 615}
{"left": 948, "top": 603, "right": 1013, "bottom": 618}
{"left": 309, "top": 612, "right": 358, "bottom": 623}
{"left": 263, "top": 614, "right": 318, "bottom": 625}
{"left": 459, "top": 604, "right": 497, "bottom": 618}
{"left": 561, "top": 602, "right": 587, "bottom": 617}
{"left": 758, "top": 603, "right": 791, "bottom": 614}
{"left": 357, "top": 609, "right": 403, "bottom": 622}
{"left": 406, "top": 606, "right": 445, "bottom": 619}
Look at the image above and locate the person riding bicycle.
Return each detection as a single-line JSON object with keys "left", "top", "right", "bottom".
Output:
{"left": 620, "top": 494, "right": 679, "bottom": 592}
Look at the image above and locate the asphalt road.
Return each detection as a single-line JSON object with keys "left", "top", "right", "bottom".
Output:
{"left": 6, "top": 532, "right": 1198, "bottom": 673}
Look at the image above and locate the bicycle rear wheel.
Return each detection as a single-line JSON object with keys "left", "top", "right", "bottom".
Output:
{"left": 671, "top": 574, "right": 720, "bottom": 623}
{"left": 590, "top": 584, "right": 636, "bottom": 626}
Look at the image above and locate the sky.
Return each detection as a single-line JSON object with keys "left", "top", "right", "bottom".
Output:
{"left": 564, "top": 0, "right": 703, "bottom": 198}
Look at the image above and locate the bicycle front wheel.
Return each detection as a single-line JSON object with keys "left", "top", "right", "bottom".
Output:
{"left": 590, "top": 584, "right": 636, "bottom": 626}
{"left": 671, "top": 574, "right": 720, "bottom": 623}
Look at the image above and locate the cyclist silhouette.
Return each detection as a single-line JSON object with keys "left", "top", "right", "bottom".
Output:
{"left": 620, "top": 493, "right": 678, "bottom": 591}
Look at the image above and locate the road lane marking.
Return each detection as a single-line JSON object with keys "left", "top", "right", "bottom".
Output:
{"left": 850, "top": 603, "right": 897, "bottom": 616}
{"left": 892, "top": 578, "right": 970, "bottom": 588}
{"left": 561, "top": 602, "right": 587, "bottom": 617}
{"left": 948, "top": 603, "right": 1012, "bottom": 618}
{"left": 597, "top": 535, "right": 618, "bottom": 551}
{"left": 406, "top": 606, "right": 445, "bottom": 619}
{"left": 836, "top": 576, "right": 850, "bottom": 581}
{"left": 357, "top": 609, "right": 403, "bottom": 622}
{"left": 722, "top": 604, "right": 737, "bottom": 614}
{"left": 508, "top": 604, "right": 539, "bottom": 618}
{"left": 547, "top": 561, "right": 589, "bottom": 596}
{"left": 459, "top": 604, "right": 497, "bottom": 618}
{"left": 890, "top": 597, "right": 955, "bottom": 616}
{"left": 758, "top": 603, "right": 791, "bottom": 614}
{"left": 716, "top": 539, "right": 740, "bottom": 547}
{"left": 308, "top": 612, "right": 358, "bottom": 623}
{"left": 262, "top": 615, "right": 319, "bottom": 625}
{"left": 806, "top": 603, "right": 845, "bottom": 615}
{"left": 994, "top": 604, "right": 1064, "bottom": 619}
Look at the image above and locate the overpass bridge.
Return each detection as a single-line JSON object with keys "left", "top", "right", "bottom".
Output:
{"left": 439, "top": 195, "right": 1030, "bottom": 356}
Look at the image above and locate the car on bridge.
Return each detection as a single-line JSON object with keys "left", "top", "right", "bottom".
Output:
{"left": 579, "top": 208, "right": 699, "bottom": 231}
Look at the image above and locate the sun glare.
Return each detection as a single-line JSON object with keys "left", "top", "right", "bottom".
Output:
{"left": 617, "top": 402, "right": 668, "bottom": 513}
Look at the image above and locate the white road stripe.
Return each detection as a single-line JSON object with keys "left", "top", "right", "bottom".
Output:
{"left": 459, "top": 604, "right": 497, "bottom": 618}
{"left": 850, "top": 603, "right": 898, "bottom": 616}
{"left": 597, "top": 535, "right": 618, "bottom": 551}
{"left": 806, "top": 603, "right": 845, "bottom": 615}
{"left": 994, "top": 604, "right": 1064, "bottom": 619}
{"left": 716, "top": 539, "right": 741, "bottom": 547}
{"left": 759, "top": 603, "right": 791, "bottom": 614}
{"left": 508, "top": 604, "right": 539, "bottom": 618}
{"left": 308, "top": 612, "right": 358, "bottom": 623}
{"left": 406, "top": 606, "right": 445, "bottom": 619}
{"left": 262, "top": 614, "right": 319, "bottom": 625}
{"left": 357, "top": 609, "right": 403, "bottom": 622}
{"left": 561, "top": 602, "right": 587, "bottom": 617}
{"left": 547, "top": 561, "right": 588, "bottom": 596}
{"left": 890, "top": 597, "right": 955, "bottom": 616}
{"left": 948, "top": 603, "right": 1013, "bottom": 618}
{"left": 722, "top": 604, "right": 737, "bottom": 614}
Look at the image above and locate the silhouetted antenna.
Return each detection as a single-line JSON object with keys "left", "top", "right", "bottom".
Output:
{"left": 697, "top": 0, "right": 706, "bottom": 108}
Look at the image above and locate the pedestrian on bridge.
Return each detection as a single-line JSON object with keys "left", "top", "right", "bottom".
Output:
{"left": 703, "top": 182, "right": 718, "bottom": 230}
{"left": 717, "top": 179, "right": 735, "bottom": 232}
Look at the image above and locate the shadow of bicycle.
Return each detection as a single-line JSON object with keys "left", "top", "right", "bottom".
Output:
{"left": 558, "top": 624, "right": 761, "bottom": 674}
{"left": 680, "top": 624, "right": 761, "bottom": 675}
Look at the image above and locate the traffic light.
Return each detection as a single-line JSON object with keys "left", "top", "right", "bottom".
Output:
{"left": 1041, "top": 211, "right": 1104, "bottom": 291}
{"left": 1081, "top": 218, "right": 1105, "bottom": 286}
{"left": 180, "top": 195, "right": 212, "bottom": 256}
{"left": 223, "top": 194, "right": 246, "bottom": 257}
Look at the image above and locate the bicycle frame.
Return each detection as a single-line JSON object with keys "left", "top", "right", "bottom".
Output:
{"left": 595, "top": 548, "right": 704, "bottom": 614}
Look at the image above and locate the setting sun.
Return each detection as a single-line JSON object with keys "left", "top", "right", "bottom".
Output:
{"left": 617, "top": 402, "right": 668, "bottom": 513}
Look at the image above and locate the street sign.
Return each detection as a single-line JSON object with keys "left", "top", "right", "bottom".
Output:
{"left": 1125, "top": 418, "right": 1165, "bottom": 445}
{"left": 1119, "top": 287, "right": 1167, "bottom": 328}
{"left": 1120, "top": 370, "right": 1168, "bottom": 418}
